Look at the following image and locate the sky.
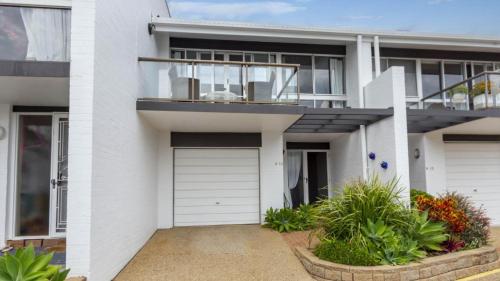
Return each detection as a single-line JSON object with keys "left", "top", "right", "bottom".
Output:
{"left": 168, "top": 0, "right": 500, "bottom": 37}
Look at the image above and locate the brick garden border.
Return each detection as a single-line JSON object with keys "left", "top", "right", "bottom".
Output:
{"left": 295, "top": 246, "right": 500, "bottom": 281}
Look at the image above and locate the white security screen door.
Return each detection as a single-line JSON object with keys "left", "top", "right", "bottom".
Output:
{"left": 50, "top": 114, "right": 69, "bottom": 236}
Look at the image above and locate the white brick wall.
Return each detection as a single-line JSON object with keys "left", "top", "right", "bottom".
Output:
{"left": 364, "top": 67, "right": 411, "bottom": 201}
{"left": 0, "top": 104, "right": 11, "bottom": 248}
{"left": 67, "top": 0, "right": 168, "bottom": 279}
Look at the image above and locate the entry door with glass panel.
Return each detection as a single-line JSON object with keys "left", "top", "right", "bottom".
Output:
{"left": 15, "top": 113, "right": 69, "bottom": 238}
{"left": 286, "top": 150, "right": 330, "bottom": 208}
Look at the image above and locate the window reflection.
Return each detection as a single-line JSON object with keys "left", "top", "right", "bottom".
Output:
{"left": 444, "top": 63, "right": 464, "bottom": 87}
{"left": 0, "top": 6, "right": 70, "bottom": 61}
{"left": 16, "top": 115, "right": 52, "bottom": 236}
{"left": 380, "top": 59, "right": 418, "bottom": 97}
{"left": 422, "top": 62, "right": 442, "bottom": 98}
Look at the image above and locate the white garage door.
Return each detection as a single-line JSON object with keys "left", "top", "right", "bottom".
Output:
{"left": 445, "top": 143, "right": 500, "bottom": 225}
{"left": 174, "top": 149, "right": 260, "bottom": 226}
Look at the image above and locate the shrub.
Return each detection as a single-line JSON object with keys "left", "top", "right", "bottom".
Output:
{"left": 315, "top": 177, "right": 410, "bottom": 240}
{"left": 362, "top": 219, "right": 426, "bottom": 265}
{"left": 264, "top": 205, "right": 316, "bottom": 233}
{"left": 314, "top": 238, "right": 378, "bottom": 266}
{"left": 0, "top": 245, "right": 69, "bottom": 281}
{"left": 295, "top": 204, "right": 317, "bottom": 231}
{"left": 443, "top": 236, "right": 466, "bottom": 253}
{"left": 446, "top": 192, "right": 490, "bottom": 249}
{"left": 410, "top": 189, "right": 433, "bottom": 207}
{"left": 416, "top": 195, "right": 468, "bottom": 233}
{"left": 264, "top": 207, "right": 297, "bottom": 233}
{"left": 406, "top": 210, "right": 448, "bottom": 252}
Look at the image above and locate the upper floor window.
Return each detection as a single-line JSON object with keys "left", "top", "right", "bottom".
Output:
{"left": 380, "top": 59, "right": 418, "bottom": 97}
{"left": 282, "top": 54, "right": 344, "bottom": 95}
{"left": 421, "top": 62, "right": 442, "bottom": 98}
{"left": 0, "top": 6, "right": 70, "bottom": 62}
{"left": 171, "top": 49, "right": 345, "bottom": 97}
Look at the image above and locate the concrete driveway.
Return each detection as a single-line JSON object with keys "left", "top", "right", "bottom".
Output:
{"left": 114, "top": 225, "right": 314, "bottom": 281}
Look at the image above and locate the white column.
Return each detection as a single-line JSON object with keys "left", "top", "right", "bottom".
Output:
{"left": 0, "top": 104, "right": 11, "bottom": 248}
{"left": 374, "top": 36, "right": 381, "bottom": 77}
{"left": 66, "top": 0, "right": 96, "bottom": 276}
{"left": 356, "top": 35, "right": 365, "bottom": 108}
{"left": 260, "top": 131, "right": 284, "bottom": 222}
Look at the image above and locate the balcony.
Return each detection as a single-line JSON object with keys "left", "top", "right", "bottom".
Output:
{"left": 420, "top": 71, "right": 500, "bottom": 111}
{"left": 138, "top": 57, "right": 300, "bottom": 105}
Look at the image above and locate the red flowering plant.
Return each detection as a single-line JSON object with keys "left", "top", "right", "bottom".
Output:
{"left": 416, "top": 195, "right": 468, "bottom": 234}
{"left": 415, "top": 192, "right": 491, "bottom": 252}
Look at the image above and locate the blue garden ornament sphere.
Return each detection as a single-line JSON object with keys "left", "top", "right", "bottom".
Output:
{"left": 380, "top": 161, "right": 389, "bottom": 170}
{"left": 369, "top": 152, "right": 376, "bottom": 160}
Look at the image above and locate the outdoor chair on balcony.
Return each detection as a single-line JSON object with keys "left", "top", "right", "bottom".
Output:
{"left": 248, "top": 71, "right": 276, "bottom": 102}
{"left": 168, "top": 67, "right": 200, "bottom": 100}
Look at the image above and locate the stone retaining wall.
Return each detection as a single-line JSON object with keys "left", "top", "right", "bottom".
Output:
{"left": 295, "top": 246, "right": 500, "bottom": 281}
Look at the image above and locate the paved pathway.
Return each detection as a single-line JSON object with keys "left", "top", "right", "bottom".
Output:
{"left": 114, "top": 225, "right": 314, "bottom": 281}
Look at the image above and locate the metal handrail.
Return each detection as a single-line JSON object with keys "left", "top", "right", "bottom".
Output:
{"left": 422, "top": 71, "right": 500, "bottom": 102}
{"left": 138, "top": 56, "right": 301, "bottom": 104}
{"left": 138, "top": 56, "right": 300, "bottom": 68}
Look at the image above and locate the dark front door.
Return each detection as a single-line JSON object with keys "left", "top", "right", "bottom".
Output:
{"left": 307, "top": 152, "right": 329, "bottom": 204}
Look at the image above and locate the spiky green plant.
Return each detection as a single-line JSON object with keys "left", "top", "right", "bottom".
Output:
{"left": 0, "top": 245, "right": 69, "bottom": 281}
{"left": 315, "top": 177, "right": 411, "bottom": 240}
{"left": 362, "top": 219, "right": 426, "bottom": 265}
{"left": 407, "top": 210, "right": 448, "bottom": 251}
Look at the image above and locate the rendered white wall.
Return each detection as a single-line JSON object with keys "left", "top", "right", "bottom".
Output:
{"left": 260, "top": 132, "right": 285, "bottom": 221}
{"left": 364, "top": 67, "right": 410, "bottom": 200}
{"left": 408, "top": 134, "right": 427, "bottom": 191}
{"left": 157, "top": 131, "right": 173, "bottom": 229}
{"left": 330, "top": 131, "right": 364, "bottom": 189}
{"left": 0, "top": 104, "right": 11, "bottom": 248}
{"left": 67, "top": 0, "right": 168, "bottom": 279}
{"left": 420, "top": 132, "right": 447, "bottom": 196}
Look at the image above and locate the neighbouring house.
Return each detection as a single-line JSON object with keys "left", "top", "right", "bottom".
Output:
{"left": 1, "top": 0, "right": 500, "bottom": 280}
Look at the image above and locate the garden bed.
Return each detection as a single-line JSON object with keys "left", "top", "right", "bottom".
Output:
{"left": 295, "top": 246, "right": 499, "bottom": 281}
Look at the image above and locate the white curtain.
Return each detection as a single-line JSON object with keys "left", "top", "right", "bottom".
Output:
{"left": 331, "top": 58, "right": 344, "bottom": 95}
{"left": 21, "top": 8, "right": 70, "bottom": 61}
{"left": 285, "top": 151, "right": 302, "bottom": 207}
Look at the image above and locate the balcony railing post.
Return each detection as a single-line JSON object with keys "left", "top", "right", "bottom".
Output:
{"left": 493, "top": 74, "right": 498, "bottom": 107}
{"left": 245, "top": 64, "right": 249, "bottom": 103}
{"left": 485, "top": 74, "right": 489, "bottom": 109}
{"left": 296, "top": 67, "right": 300, "bottom": 104}
{"left": 191, "top": 62, "right": 195, "bottom": 102}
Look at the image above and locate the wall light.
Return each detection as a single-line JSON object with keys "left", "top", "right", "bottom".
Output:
{"left": 414, "top": 148, "right": 420, "bottom": 159}
{"left": 0, "top": 127, "right": 6, "bottom": 140}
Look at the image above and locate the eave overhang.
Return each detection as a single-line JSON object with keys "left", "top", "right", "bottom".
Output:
{"left": 407, "top": 109, "right": 500, "bottom": 133}
{"left": 151, "top": 18, "right": 500, "bottom": 51}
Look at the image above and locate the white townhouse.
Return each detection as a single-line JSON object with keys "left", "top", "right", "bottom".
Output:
{"left": 0, "top": 0, "right": 500, "bottom": 280}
